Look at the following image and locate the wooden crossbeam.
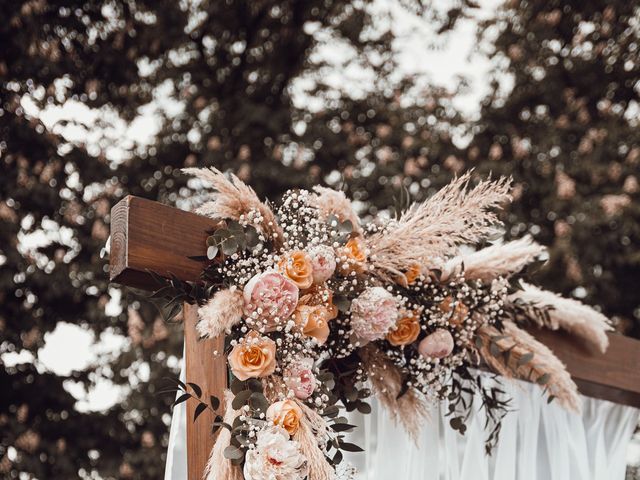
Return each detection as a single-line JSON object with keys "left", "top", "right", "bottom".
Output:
{"left": 109, "top": 195, "right": 640, "bottom": 476}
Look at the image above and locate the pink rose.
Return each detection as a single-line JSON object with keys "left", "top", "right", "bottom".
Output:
{"left": 308, "top": 245, "right": 336, "bottom": 284}
{"left": 418, "top": 329, "right": 454, "bottom": 359}
{"left": 284, "top": 358, "right": 317, "bottom": 400}
{"left": 244, "top": 272, "right": 299, "bottom": 331}
{"left": 350, "top": 287, "right": 398, "bottom": 342}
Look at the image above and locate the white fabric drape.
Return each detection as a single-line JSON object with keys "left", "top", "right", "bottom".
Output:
{"left": 343, "top": 378, "right": 638, "bottom": 480}
{"left": 164, "top": 365, "right": 638, "bottom": 480}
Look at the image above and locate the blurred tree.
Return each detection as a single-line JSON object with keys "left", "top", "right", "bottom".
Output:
{"left": 469, "top": 0, "right": 640, "bottom": 336}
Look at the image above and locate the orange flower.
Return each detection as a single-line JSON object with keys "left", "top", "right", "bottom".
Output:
{"left": 266, "top": 399, "right": 303, "bottom": 436}
{"left": 439, "top": 296, "right": 469, "bottom": 326}
{"left": 279, "top": 250, "right": 314, "bottom": 289}
{"left": 294, "top": 304, "right": 335, "bottom": 344}
{"left": 338, "top": 237, "right": 367, "bottom": 275}
{"left": 387, "top": 313, "right": 421, "bottom": 346}
{"left": 299, "top": 284, "right": 339, "bottom": 319}
{"left": 403, "top": 263, "right": 422, "bottom": 285}
{"left": 228, "top": 331, "right": 276, "bottom": 380}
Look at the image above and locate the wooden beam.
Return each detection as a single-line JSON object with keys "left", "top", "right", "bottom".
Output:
{"left": 109, "top": 196, "right": 640, "bottom": 408}
{"left": 529, "top": 328, "right": 640, "bottom": 408}
{"left": 110, "top": 195, "right": 218, "bottom": 290}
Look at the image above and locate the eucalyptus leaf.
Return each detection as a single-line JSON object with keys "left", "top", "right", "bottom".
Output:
{"left": 232, "top": 389, "right": 252, "bottom": 410}
{"left": 223, "top": 445, "right": 244, "bottom": 460}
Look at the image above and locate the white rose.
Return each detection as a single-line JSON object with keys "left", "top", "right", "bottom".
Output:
{"left": 243, "top": 426, "right": 309, "bottom": 480}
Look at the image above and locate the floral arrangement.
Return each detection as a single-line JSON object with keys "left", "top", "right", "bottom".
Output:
{"left": 160, "top": 167, "right": 611, "bottom": 480}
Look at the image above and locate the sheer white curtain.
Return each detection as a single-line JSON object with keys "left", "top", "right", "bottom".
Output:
{"left": 164, "top": 363, "right": 638, "bottom": 480}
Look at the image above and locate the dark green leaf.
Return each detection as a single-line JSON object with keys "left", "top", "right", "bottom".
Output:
{"left": 223, "top": 445, "right": 244, "bottom": 460}
{"left": 173, "top": 393, "right": 191, "bottom": 407}
{"left": 188, "top": 382, "right": 202, "bottom": 398}
{"left": 338, "top": 442, "right": 364, "bottom": 452}
{"left": 232, "top": 389, "right": 252, "bottom": 410}
{"left": 193, "top": 402, "right": 208, "bottom": 422}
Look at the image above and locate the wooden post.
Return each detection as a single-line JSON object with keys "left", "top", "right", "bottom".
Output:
{"left": 109, "top": 195, "right": 640, "bottom": 476}
{"left": 184, "top": 303, "right": 226, "bottom": 480}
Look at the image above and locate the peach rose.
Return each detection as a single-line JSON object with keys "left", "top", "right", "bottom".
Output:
{"left": 439, "top": 296, "right": 469, "bottom": 326}
{"left": 387, "top": 313, "right": 421, "bottom": 346}
{"left": 266, "top": 399, "right": 303, "bottom": 436}
{"left": 294, "top": 305, "right": 335, "bottom": 345}
{"left": 279, "top": 251, "right": 314, "bottom": 289}
{"left": 229, "top": 332, "right": 277, "bottom": 380}
{"left": 418, "top": 329, "right": 454, "bottom": 359}
{"left": 337, "top": 237, "right": 367, "bottom": 275}
{"left": 403, "top": 263, "right": 422, "bottom": 286}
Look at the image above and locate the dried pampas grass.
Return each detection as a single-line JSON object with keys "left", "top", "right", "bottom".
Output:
{"left": 442, "top": 236, "right": 546, "bottom": 283}
{"left": 184, "top": 167, "right": 284, "bottom": 245}
{"left": 509, "top": 282, "right": 612, "bottom": 353}
{"left": 204, "top": 390, "right": 243, "bottom": 480}
{"left": 310, "top": 186, "right": 363, "bottom": 236}
{"left": 477, "top": 322, "right": 580, "bottom": 411}
{"left": 293, "top": 400, "right": 335, "bottom": 480}
{"left": 367, "top": 172, "right": 512, "bottom": 282}
{"left": 197, "top": 288, "right": 244, "bottom": 339}
{"left": 360, "top": 345, "right": 429, "bottom": 442}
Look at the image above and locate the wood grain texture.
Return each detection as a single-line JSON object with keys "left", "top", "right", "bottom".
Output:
{"left": 529, "top": 328, "right": 640, "bottom": 408}
{"left": 109, "top": 195, "right": 218, "bottom": 290}
{"left": 184, "top": 303, "right": 226, "bottom": 480}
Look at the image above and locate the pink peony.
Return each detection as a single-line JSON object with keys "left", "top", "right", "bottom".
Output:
{"left": 307, "top": 245, "right": 336, "bottom": 284}
{"left": 350, "top": 287, "right": 398, "bottom": 342}
{"left": 284, "top": 358, "right": 317, "bottom": 400}
{"left": 418, "top": 329, "right": 454, "bottom": 359}
{"left": 244, "top": 272, "right": 299, "bottom": 331}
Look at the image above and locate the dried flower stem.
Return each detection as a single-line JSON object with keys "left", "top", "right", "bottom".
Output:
{"left": 360, "top": 344, "right": 429, "bottom": 442}
{"left": 477, "top": 322, "right": 580, "bottom": 411}
{"left": 442, "top": 236, "right": 546, "bottom": 283}
{"left": 184, "top": 167, "right": 284, "bottom": 247}
{"left": 367, "top": 172, "right": 512, "bottom": 282}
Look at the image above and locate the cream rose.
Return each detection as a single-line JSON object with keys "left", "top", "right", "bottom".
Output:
{"left": 228, "top": 332, "right": 277, "bottom": 380}
{"left": 350, "top": 286, "right": 398, "bottom": 342}
{"left": 308, "top": 245, "right": 336, "bottom": 284}
{"left": 243, "top": 426, "right": 308, "bottom": 480}
{"left": 266, "top": 399, "right": 303, "bottom": 436}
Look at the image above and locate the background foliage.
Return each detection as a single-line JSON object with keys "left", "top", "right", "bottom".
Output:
{"left": 1, "top": 0, "right": 638, "bottom": 478}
